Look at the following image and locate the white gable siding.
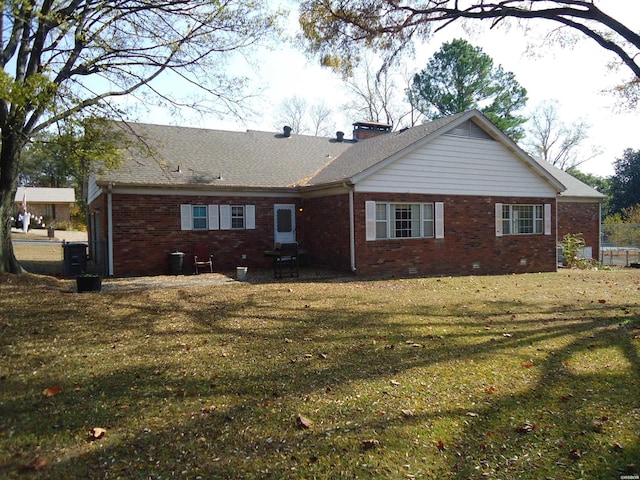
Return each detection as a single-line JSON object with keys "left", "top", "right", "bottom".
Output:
{"left": 87, "top": 175, "right": 102, "bottom": 204}
{"left": 355, "top": 135, "right": 557, "bottom": 197}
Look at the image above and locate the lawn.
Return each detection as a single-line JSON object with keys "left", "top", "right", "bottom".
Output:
{"left": 1, "top": 269, "right": 639, "bottom": 479}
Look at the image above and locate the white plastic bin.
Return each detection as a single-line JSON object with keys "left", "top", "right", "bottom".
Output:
{"left": 236, "top": 266, "right": 248, "bottom": 281}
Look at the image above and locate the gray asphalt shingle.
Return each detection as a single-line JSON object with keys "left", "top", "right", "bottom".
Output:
{"left": 98, "top": 113, "right": 602, "bottom": 200}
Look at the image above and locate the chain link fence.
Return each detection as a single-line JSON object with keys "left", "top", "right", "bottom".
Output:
{"left": 600, "top": 224, "right": 640, "bottom": 267}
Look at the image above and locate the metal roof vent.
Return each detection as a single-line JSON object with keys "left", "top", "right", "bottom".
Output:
{"left": 336, "top": 131, "right": 344, "bottom": 142}
{"left": 283, "top": 125, "right": 292, "bottom": 138}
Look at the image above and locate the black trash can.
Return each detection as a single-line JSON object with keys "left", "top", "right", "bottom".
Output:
{"left": 63, "top": 242, "right": 88, "bottom": 278}
{"left": 169, "top": 251, "right": 185, "bottom": 275}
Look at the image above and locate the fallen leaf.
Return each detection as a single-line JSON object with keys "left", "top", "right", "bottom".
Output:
{"left": 362, "top": 439, "right": 380, "bottom": 450}
{"left": 437, "top": 440, "right": 446, "bottom": 451}
{"left": 89, "top": 427, "right": 106, "bottom": 440}
{"left": 523, "top": 361, "right": 533, "bottom": 368}
{"left": 569, "top": 448, "right": 584, "bottom": 460}
{"left": 598, "top": 299, "right": 606, "bottom": 304}
{"left": 42, "top": 386, "right": 61, "bottom": 397}
{"left": 515, "top": 421, "right": 536, "bottom": 433}
{"left": 25, "top": 456, "right": 48, "bottom": 470}
{"left": 296, "top": 414, "right": 312, "bottom": 429}
{"left": 485, "top": 386, "right": 496, "bottom": 394}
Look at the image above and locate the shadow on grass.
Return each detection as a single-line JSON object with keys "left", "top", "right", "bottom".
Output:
{"left": 1, "top": 274, "right": 639, "bottom": 479}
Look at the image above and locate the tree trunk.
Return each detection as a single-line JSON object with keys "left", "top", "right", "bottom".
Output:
{"left": 0, "top": 131, "right": 26, "bottom": 275}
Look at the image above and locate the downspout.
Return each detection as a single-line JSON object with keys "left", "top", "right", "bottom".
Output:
{"left": 107, "top": 184, "right": 113, "bottom": 276}
{"left": 555, "top": 198, "right": 559, "bottom": 270}
{"left": 598, "top": 202, "right": 602, "bottom": 264}
{"left": 345, "top": 182, "right": 356, "bottom": 272}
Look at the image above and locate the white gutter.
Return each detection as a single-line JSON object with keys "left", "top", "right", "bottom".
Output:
{"left": 107, "top": 184, "right": 114, "bottom": 276}
{"left": 345, "top": 183, "right": 356, "bottom": 272}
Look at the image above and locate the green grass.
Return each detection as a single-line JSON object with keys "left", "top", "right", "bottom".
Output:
{"left": 1, "top": 270, "right": 639, "bottom": 479}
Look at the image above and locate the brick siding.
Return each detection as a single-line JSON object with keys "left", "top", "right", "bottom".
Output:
{"left": 557, "top": 202, "right": 600, "bottom": 258}
{"left": 352, "top": 193, "right": 558, "bottom": 277}
{"left": 90, "top": 193, "right": 300, "bottom": 276}
{"left": 91, "top": 190, "right": 562, "bottom": 278}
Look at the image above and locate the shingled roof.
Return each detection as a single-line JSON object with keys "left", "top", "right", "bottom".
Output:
{"left": 97, "top": 112, "right": 601, "bottom": 200}
{"left": 100, "top": 122, "right": 353, "bottom": 189}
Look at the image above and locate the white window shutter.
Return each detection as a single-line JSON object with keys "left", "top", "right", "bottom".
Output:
{"left": 365, "top": 201, "right": 376, "bottom": 241}
{"left": 180, "top": 204, "right": 192, "bottom": 230}
{"left": 208, "top": 205, "right": 219, "bottom": 230}
{"left": 544, "top": 203, "right": 552, "bottom": 235}
{"left": 495, "top": 203, "right": 503, "bottom": 237}
{"left": 435, "top": 202, "right": 445, "bottom": 239}
{"left": 245, "top": 205, "right": 256, "bottom": 229}
{"left": 220, "top": 205, "right": 231, "bottom": 230}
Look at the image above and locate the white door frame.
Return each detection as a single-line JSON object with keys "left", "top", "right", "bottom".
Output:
{"left": 273, "top": 204, "right": 296, "bottom": 245}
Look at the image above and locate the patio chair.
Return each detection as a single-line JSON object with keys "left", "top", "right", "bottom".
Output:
{"left": 274, "top": 242, "right": 299, "bottom": 278}
{"left": 193, "top": 243, "right": 214, "bottom": 274}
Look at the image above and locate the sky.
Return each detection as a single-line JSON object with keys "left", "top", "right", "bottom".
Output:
{"left": 138, "top": 1, "right": 640, "bottom": 178}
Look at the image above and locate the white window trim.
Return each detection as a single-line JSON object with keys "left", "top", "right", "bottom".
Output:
{"left": 192, "top": 205, "right": 208, "bottom": 230}
{"left": 497, "top": 203, "right": 552, "bottom": 236}
{"left": 365, "top": 201, "right": 443, "bottom": 241}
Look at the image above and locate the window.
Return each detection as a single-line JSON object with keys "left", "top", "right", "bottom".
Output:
{"left": 367, "top": 202, "right": 442, "bottom": 240}
{"left": 180, "top": 204, "right": 255, "bottom": 231}
{"left": 502, "top": 204, "right": 544, "bottom": 235}
{"left": 231, "top": 205, "right": 245, "bottom": 229}
{"left": 192, "top": 205, "right": 207, "bottom": 230}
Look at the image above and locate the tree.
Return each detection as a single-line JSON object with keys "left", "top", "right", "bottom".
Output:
{"left": 603, "top": 204, "right": 640, "bottom": 248}
{"left": 309, "top": 101, "right": 334, "bottom": 136}
{"left": 299, "top": 1, "right": 640, "bottom": 106}
{"left": 565, "top": 166, "right": 611, "bottom": 217}
{"left": 609, "top": 149, "right": 640, "bottom": 215}
{"left": 20, "top": 118, "right": 127, "bottom": 206}
{"left": 1, "top": 1, "right": 280, "bottom": 274}
{"left": 523, "top": 100, "right": 600, "bottom": 170}
{"left": 274, "top": 96, "right": 334, "bottom": 135}
{"left": 410, "top": 39, "right": 527, "bottom": 140}
{"left": 275, "top": 96, "right": 308, "bottom": 134}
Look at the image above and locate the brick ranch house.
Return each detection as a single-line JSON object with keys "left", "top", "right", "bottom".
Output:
{"left": 87, "top": 109, "right": 604, "bottom": 277}
{"left": 14, "top": 186, "right": 76, "bottom": 226}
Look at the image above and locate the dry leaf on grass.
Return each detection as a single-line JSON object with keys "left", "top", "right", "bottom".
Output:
{"left": 296, "top": 414, "right": 312, "bottom": 429}
{"left": 89, "top": 427, "right": 106, "bottom": 440}
{"left": 515, "top": 421, "right": 536, "bottom": 433}
{"left": 24, "top": 456, "right": 48, "bottom": 470}
{"left": 361, "top": 439, "right": 380, "bottom": 450}
{"left": 42, "top": 386, "right": 61, "bottom": 397}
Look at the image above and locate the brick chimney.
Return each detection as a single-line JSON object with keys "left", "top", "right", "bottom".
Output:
{"left": 352, "top": 121, "right": 392, "bottom": 141}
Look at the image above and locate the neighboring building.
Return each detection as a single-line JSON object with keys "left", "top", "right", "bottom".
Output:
{"left": 14, "top": 186, "right": 76, "bottom": 226}
{"left": 87, "top": 110, "right": 603, "bottom": 277}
